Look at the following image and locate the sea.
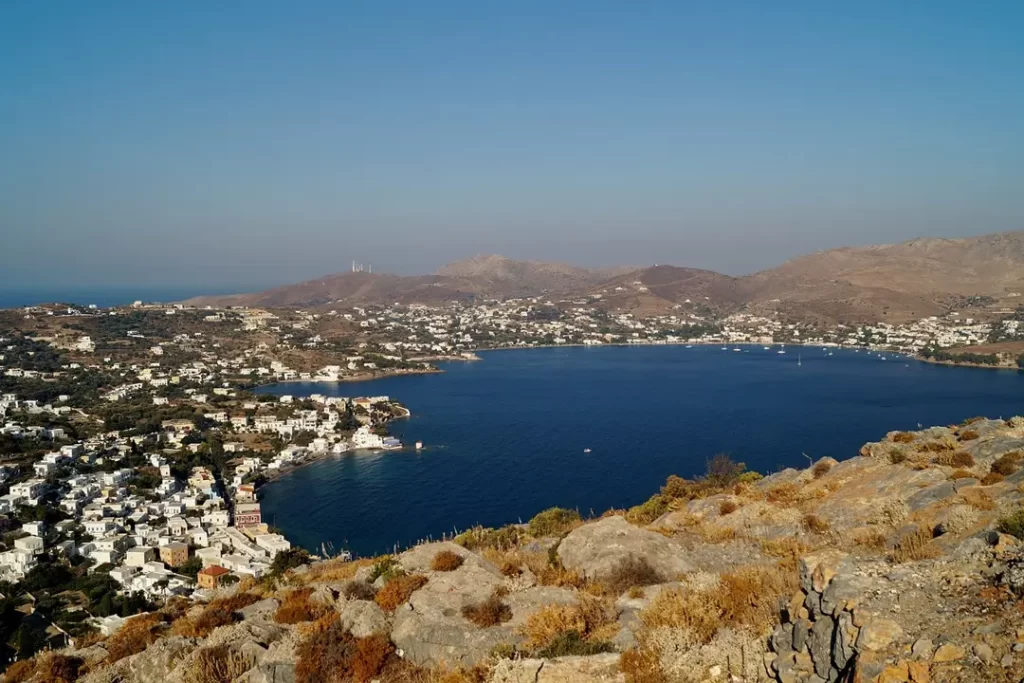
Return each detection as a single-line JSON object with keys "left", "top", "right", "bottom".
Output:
{"left": 255, "top": 344, "right": 1024, "bottom": 557}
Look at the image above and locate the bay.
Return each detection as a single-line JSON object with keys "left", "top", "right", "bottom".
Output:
{"left": 256, "top": 345, "right": 1024, "bottom": 557}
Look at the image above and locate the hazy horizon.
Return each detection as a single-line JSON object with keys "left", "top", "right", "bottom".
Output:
{"left": 2, "top": 2, "right": 1023, "bottom": 290}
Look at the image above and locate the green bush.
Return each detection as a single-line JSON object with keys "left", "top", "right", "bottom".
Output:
{"left": 528, "top": 508, "right": 581, "bottom": 537}
{"left": 368, "top": 556, "right": 403, "bottom": 583}
{"left": 997, "top": 509, "right": 1024, "bottom": 540}
{"left": 625, "top": 495, "right": 669, "bottom": 525}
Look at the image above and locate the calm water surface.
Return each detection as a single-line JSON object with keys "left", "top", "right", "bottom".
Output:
{"left": 257, "top": 345, "right": 1024, "bottom": 556}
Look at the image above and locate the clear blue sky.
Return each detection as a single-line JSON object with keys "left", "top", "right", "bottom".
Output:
{"left": 1, "top": 1, "right": 1022, "bottom": 291}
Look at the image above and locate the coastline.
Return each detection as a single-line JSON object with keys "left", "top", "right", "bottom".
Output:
{"left": 913, "top": 355, "right": 1022, "bottom": 372}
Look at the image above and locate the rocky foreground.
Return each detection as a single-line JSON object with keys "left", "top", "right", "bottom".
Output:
{"left": 14, "top": 417, "right": 1024, "bottom": 683}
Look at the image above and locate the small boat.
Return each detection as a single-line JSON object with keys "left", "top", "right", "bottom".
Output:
{"left": 721, "top": 346, "right": 728, "bottom": 350}
{"left": 685, "top": 344, "right": 693, "bottom": 348}
{"left": 763, "top": 346, "right": 770, "bottom": 350}
{"left": 415, "top": 441, "right": 423, "bottom": 450}
{"left": 583, "top": 448, "right": 592, "bottom": 454}
{"left": 732, "top": 348, "right": 741, "bottom": 352}
{"left": 777, "top": 350, "right": 786, "bottom": 354}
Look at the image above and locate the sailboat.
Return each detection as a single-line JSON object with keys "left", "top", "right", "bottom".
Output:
{"left": 798, "top": 353, "right": 802, "bottom": 367}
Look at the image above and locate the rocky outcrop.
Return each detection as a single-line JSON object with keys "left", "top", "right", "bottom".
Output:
{"left": 558, "top": 516, "right": 695, "bottom": 581}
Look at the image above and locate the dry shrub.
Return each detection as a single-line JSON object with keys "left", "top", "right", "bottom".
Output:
{"left": 802, "top": 514, "right": 830, "bottom": 534}
{"left": 852, "top": 528, "right": 888, "bottom": 550}
{"left": 959, "top": 429, "right": 980, "bottom": 441}
{"left": 871, "top": 499, "right": 909, "bottom": 527}
{"left": 344, "top": 581, "right": 377, "bottom": 601}
{"left": 991, "top": 451, "right": 1023, "bottom": 476}
{"left": 891, "top": 432, "right": 915, "bottom": 443}
{"left": 759, "top": 537, "right": 809, "bottom": 560}
{"left": 889, "top": 525, "right": 939, "bottom": 563}
{"left": 765, "top": 483, "right": 801, "bottom": 506}
{"left": 461, "top": 592, "right": 512, "bottom": 627}
{"left": 982, "top": 472, "right": 1005, "bottom": 486}
{"left": 951, "top": 451, "right": 975, "bottom": 467}
{"left": 186, "top": 645, "right": 252, "bottom": 683}
{"left": 963, "top": 416, "right": 986, "bottom": 425}
{"left": 949, "top": 469, "right": 975, "bottom": 480}
{"left": 718, "top": 500, "right": 738, "bottom": 516}
{"left": 303, "top": 557, "right": 371, "bottom": 584}
{"left": 812, "top": 461, "right": 833, "bottom": 478}
{"left": 375, "top": 574, "right": 428, "bottom": 612}
{"left": 604, "top": 555, "right": 664, "bottom": 596}
{"left": 275, "top": 587, "right": 330, "bottom": 624}
{"left": 620, "top": 645, "right": 668, "bottom": 683}
{"left": 107, "top": 612, "right": 168, "bottom": 662}
{"left": 172, "top": 593, "right": 261, "bottom": 638}
{"left": 888, "top": 449, "right": 908, "bottom": 465}
{"left": 430, "top": 550, "right": 464, "bottom": 572}
{"left": 959, "top": 488, "right": 996, "bottom": 511}
{"left": 528, "top": 507, "right": 582, "bottom": 537}
{"left": 942, "top": 505, "right": 979, "bottom": 535}
{"left": 295, "top": 622, "right": 394, "bottom": 683}
{"left": 520, "top": 596, "right": 613, "bottom": 652}
{"left": 453, "top": 525, "right": 524, "bottom": 551}
{"left": 520, "top": 552, "right": 586, "bottom": 589}
{"left": 916, "top": 440, "right": 952, "bottom": 453}
{"left": 4, "top": 660, "right": 36, "bottom": 683}
{"left": 640, "top": 562, "right": 796, "bottom": 644}
{"left": 499, "top": 560, "right": 522, "bottom": 577}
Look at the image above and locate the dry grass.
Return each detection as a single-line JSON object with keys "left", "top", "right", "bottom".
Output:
{"left": 275, "top": 587, "right": 331, "bottom": 625}
{"left": 461, "top": 592, "right": 512, "bottom": 627}
{"left": 852, "top": 528, "right": 888, "bottom": 550}
{"left": 640, "top": 561, "right": 797, "bottom": 644}
{"left": 765, "top": 483, "right": 801, "bottom": 506}
{"left": 107, "top": 612, "right": 168, "bottom": 663}
{"left": 302, "top": 557, "right": 372, "bottom": 584}
{"left": 620, "top": 645, "right": 668, "bottom": 683}
{"left": 499, "top": 560, "right": 522, "bottom": 577}
{"left": 759, "top": 537, "right": 810, "bottom": 560}
{"left": 889, "top": 525, "right": 939, "bottom": 563}
{"left": 802, "top": 514, "right": 830, "bottom": 534}
{"left": 982, "top": 472, "right": 1006, "bottom": 486}
{"left": 604, "top": 555, "right": 665, "bottom": 596}
{"left": 172, "top": 593, "right": 262, "bottom": 638}
{"left": 812, "top": 461, "right": 833, "bottom": 478}
{"left": 718, "top": 500, "right": 738, "bottom": 516}
{"left": 453, "top": 525, "right": 525, "bottom": 551}
{"left": 375, "top": 574, "right": 428, "bottom": 612}
{"left": 959, "top": 488, "right": 997, "bottom": 511}
{"left": 892, "top": 432, "right": 916, "bottom": 443}
{"left": 186, "top": 645, "right": 252, "bottom": 683}
{"left": 949, "top": 469, "right": 975, "bottom": 480}
{"left": 430, "top": 550, "right": 465, "bottom": 572}
{"left": 916, "top": 440, "right": 953, "bottom": 453}
{"left": 520, "top": 595, "right": 613, "bottom": 652}
{"left": 344, "top": 580, "right": 377, "bottom": 601}
{"left": 958, "top": 429, "right": 980, "bottom": 441}
{"left": 518, "top": 551, "right": 587, "bottom": 589}
{"left": 6, "top": 653, "right": 85, "bottom": 683}
{"left": 295, "top": 622, "right": 394, "bottom": 683}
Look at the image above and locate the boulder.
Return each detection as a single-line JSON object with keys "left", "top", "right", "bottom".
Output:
{"left": 557, "top": 516, "right": 694, "bottom": 581}
{"left": 397, "top": 541, "right": 497, "bottom": 575}
{"left": 340, "top": 599, "right": 389, "bottom": 638}
{"left": 490, "top": 654, "right": 624, "bottom": 683}
{"left": 239, "top": 598, "right": 280, "bottom": 621}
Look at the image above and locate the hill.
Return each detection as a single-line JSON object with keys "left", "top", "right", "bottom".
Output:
{"left": 182, "top": 231, "right": 1024, "bottom": 323}
{"left": 21, "top": 417, "right": 1024, "bottom": 683}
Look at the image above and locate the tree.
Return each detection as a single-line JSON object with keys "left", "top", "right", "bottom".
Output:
{"left": 270, "top": 548, "right": 311, "bottom": 576}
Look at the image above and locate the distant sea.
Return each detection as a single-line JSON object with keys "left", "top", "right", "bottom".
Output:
{"left": 0, "top": 287, "right": 245, "bottom": 309}
{"left": 256, "top": 345, "right": 1024, "bottom": 557}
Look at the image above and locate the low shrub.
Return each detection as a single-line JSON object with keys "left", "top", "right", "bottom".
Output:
{"left": 766, "top": 483, "right": 801, "bottom": 505}
{"left": 431, "top": 550, "right": 465, "bottom": 572}
{"left": 718, "top": 500, "right": 738, "bottom": 516}
{"left": 499, "top": 561, "right": 522, "bottom": 578}
{"left": 4, "top": 660, "right": 36, "bottom": 683}
{"left": 295, "top": 622, "right": 394, "bottom": 683}
{"left": 520, "top": 596, "right": 612, "bottom": 652}
{"left": 949, "top": 469, "right": 975, "bottom": 480}
{"left": 453, "top": 525, "right": 524, "bottom": 551}
{"left": 344, "top": 581, "right": 377, "bottom": 601}
{"left": 461, "top": 593, "right": 512, "bottom": 627}
{"left": 535, "top": 631, "right": 614, "bottom": 658}
{"left": 375, "top": 574, "right": 428, "bottom": 612}
{"left": 368, "top": 556, "right": 402, "bottom": 583}
{"left": 997, "top": 508, "right": 1024, "bottom": 540}
{"left": 991, "top": 451, "right": 1023, "bottom": 476}
{"left": 888, "top": 450, "right": 908, "bottom": 465}
{"left": 959, "top": 429, "right": 980, "bottom": 441}
{"left": 172, "top": 593, "right": 261, "bottom": 638}
{"left": 528, "top": 508, "right": 582, "bottom": 537}
{"left": 604, "top": 555, "right": 664, "bottom": 596}
{"left": 107, "top": 612, "right": 168, "bottom": 662}
{"left": 626, "top": 495, "right": 670, "bottom": 525}
{"left": 917, "top": 441, "right": 952, "bottom": 453}
{"left": 6, "top": 654, "right": 85, "bottom": 683}
{"left": 812, "top": 460, "right": 833, "bottom": 478}
{"left": 891, "top": 432, "right": 915, "bottom": 444}
{"left": 963, "top": 416, "right": 986, "bottom": 426}
{"left": 186, "top": 645, "right": 251, "bottom": 683}
{"left": 889, "top": 525, "right": 938, "bottom": 563}
{"left": 802, "top": 514, "right": 830, "bottom": 534}
{"left": 950, "top": 451, "right": 975, "bottom": 467}
{"left": 275, "top": 588, "right": 330, "bottom": 625}
{"left": 759, "top": 537, "right": 810, "bottom": 559}
{"left": 620, "top": 645, "right": 668, "bottom": 683}
{"left": 852, "top": 528, "right": 888, "bottom": 550}
{"left": 982, "top": 472, "right": 1005, "bottom": 486}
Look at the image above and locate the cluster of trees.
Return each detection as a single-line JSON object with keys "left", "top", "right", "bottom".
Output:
{"left": 920, "top": 348, "right": 1001, "bottom": 365}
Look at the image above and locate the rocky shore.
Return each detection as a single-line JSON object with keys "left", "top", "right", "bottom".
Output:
{"left": 17, "top": 417, "right": 1024, "bottom": 683}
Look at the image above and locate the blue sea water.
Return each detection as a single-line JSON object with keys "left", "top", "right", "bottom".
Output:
{"left": 256, "top": 345, "right": 1024, "bottom": 557}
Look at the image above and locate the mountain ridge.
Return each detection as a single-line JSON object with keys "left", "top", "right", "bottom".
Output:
{"left": 182, "top": 231, "right": 1024, "bottom": 323}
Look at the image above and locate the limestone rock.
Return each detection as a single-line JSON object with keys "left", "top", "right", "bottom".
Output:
{"left": 557, "top": 516, "right": 694, "bottom": 582}
{"left": 932, "top": 643, "right": 965, "bottom": 662}
{"left": 490, "top": 654, "right": 624, "bottom": 683}
{"left": 856, "top": 618, "right": 904, "bottom": 652}
{"left": 340, "top": 599, "right": 389, "bottom": 638}
{"left": 239, "top": 598, "right": 280, "bottom": 621}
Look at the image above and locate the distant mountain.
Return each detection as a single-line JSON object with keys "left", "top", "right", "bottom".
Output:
{"left": 182, "top": 231, "right": 1024, "bottom": 323}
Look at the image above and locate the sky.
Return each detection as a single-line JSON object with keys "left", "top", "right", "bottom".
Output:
{"left": 1, "top": 1, "right": 1023, "bottom": 292}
